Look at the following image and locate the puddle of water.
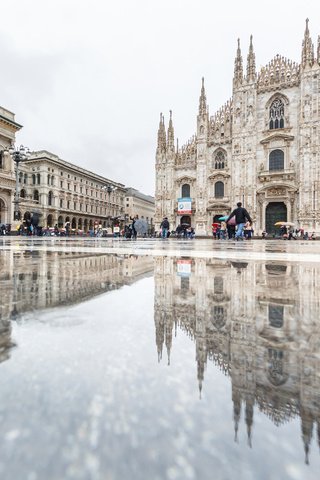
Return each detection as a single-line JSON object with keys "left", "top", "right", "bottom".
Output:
{"left": 0, "top": 248, "right": 319, "bottom": 480}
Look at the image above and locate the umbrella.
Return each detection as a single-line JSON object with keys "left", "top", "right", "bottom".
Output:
{"left": 274, "top": 221, "right": 294, "bottom": 226}
{"left": 219, "top": 215, "right": 236, "bottom": 225}
{"left": 134, "top": 218, "right": 148, "bottom": 234}
{"left": 227, "top": 217, "right": 236, "bottom": 225}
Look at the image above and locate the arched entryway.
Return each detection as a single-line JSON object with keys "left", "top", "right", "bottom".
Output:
{"left": 180, "top": 215, "right": 191, "bottom": 227}
{"left": 58, "top": 216, "right": 64, "bottom": 228}
{"left": 47, "top": 214, "right": 53, "bottom": 227}
{"left": 24, "top": 212, "right": 32, "bottom": 226}
{"left": 78, "top": 218, "right": 83, "bottom": 230}
{"left": 71, "top": 217, "right": 77, "bottom": 229}
{"left": 213, "top": 214, "right": 224, "bottom": 223}
{"left": 0, "top": 198, "right": 7, "bottom": 224}
{"left": 84, "top": 219, "right": 88, "bottom": 232}
{"left": 266, "top": 202, "right": 287, "bottom": 235}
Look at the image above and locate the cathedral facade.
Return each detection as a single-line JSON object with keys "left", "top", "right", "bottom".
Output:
{"left": 155, "top": 20, "right": 320, "bottom": 236}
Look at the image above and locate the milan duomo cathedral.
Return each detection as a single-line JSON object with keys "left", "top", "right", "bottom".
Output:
{"left": 155, "top": 20, "right": 320, "bottom": 235}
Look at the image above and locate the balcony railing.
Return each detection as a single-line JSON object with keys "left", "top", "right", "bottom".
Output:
{"left": 258, "top": 169, "right": 295, "bottom": 182}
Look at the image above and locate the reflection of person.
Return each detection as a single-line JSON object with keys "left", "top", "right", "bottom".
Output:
{"left": 244, "top": 221, "right": 253, "bottom": 239}
{"left": 227, "top": 222, "right": 235, "bottom": 239}
{"left": 220, "top": 221, "right": 227, "bottom": 240}
{"left": 226, "top": 202, "right": 252, "bottom": 241}
{"left": 160, "top": 217, "right": 170, "bottom": 239}
{"left": 130, "top": 216, "right": 137, "bottom": 239}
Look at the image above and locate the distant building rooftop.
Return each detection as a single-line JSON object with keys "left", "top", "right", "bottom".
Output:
{"left": 125, "top": 187, "right": 154, "bottom": 203}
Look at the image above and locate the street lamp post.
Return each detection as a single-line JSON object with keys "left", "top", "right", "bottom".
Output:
{"left": 103, "top": 184, "right": 116, "bottom": 222}
{"left": 7, "top": 145, "right": 30, "bottom": 221}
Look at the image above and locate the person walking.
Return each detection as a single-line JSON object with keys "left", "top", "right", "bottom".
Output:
{"left": 226, "top": 202, "right": 252, "bottom": 241}
{"left": 160, "top": 217, "right": 170, "bottom": 239}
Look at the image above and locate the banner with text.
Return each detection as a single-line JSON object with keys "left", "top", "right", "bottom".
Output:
{"left": 177, "top": 197, "right": 192, "bottom": 215}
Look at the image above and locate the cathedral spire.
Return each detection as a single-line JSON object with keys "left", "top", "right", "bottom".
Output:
{"left": 167, "top": 110, "right": 175, "bottom": 152}
{"left": 245, "top": 398, "right": 254, "bottom": 448}
{"left": 156, "top": 113, "right": 167, "bottom": 154}
{"left": 233, "top": 395, "right": 241, "bottom": 443}
{"left": 246, "top": 35, "right": 256, "bottom": 82}
{"left": 199, "top": 77, "right": 207, "bottom": 116}
{"left": 301, "top": 18, "right": 314, "bottom": 69}
{"left": 301, "top": 409, "right": 313, "bottom": 465}
{"left": 233, "top": 38, "right": 243, "bottom": 87}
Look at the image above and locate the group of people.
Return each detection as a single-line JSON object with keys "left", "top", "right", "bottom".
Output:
{"left": 0, "top": 224, "right": 9, "bottom": 235}
{"left": 159, "top": 203, "right": 252, "bottom": 241}
{"left": 159, "top": 217, "right": 195, "bottom": 239}
{"left": 212, "top": 202, "right": 253, "bottom": 241}
{"left": 279, "top": 226, "right": 316, "bottom": 240}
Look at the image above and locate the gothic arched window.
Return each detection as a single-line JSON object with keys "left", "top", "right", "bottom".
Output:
{"left": 268, "top": 304, "right": 284, "bottom": 328}
{"left": 269, "top": 99, "right": 285, "bottom": 130}
{"left": 20, "top": 189, "right": 26, "bottom": 198}
{"left": 181, "top": 183, "right": 190, "bottom": 198}
{"left": 48, "top": 191, "right": 53, "bottom": 206}
{"left": 214, "top": 151, "right": 225, "bottom": 169}
{"left": 267, "top": 348, "right": 288, "bottom": 386}
{"left": 214, "top": 181, "right": 224, "bottom": 198}
{"left": 211, "top": 306, "right": 225, "bottom": 330}
{"left": 269, "top": 149, "right": 284, "bottom": 171}
{"left": 33, "top": 190, "right": 39, "bottom": 202}
{"left": 32, "top": 174, "right": 36, "bottom": 185}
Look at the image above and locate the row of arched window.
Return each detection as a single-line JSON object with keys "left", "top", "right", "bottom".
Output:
{"left": 19, "top": 189, "right": 50, "bottom": 203}
{"left": 211, "top": 147, "right": 285, "bottom": 172}
{"left": 180, "top": 149, "right": 284, "bottom": 199}
{"left": 18, "top": 173, "right": 41, "bottom": 184}
{"left": 181, "top": 182, "right": 225, "bottom": 199}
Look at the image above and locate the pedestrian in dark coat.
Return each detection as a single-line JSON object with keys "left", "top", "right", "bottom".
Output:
{"left": 226, "top": 202, "right": 252, "bottom": 241}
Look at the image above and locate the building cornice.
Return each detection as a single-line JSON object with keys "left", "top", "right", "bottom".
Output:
{"left": 26, "top": 151, "right": 126, "bottom": 190}
{"left": 0, "top": 114, "right": 23, "bottom": 131}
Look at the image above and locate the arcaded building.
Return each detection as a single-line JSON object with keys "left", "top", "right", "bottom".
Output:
{"left": 155, "top": 20, "right": 320, "bottom": 235}
{"left": 0, "top": 110, "right": 126, "bottom": 230}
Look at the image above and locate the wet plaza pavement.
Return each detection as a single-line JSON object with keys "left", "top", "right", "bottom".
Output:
{"left": 0, "top": 237, "right": 320, "bottom": 480}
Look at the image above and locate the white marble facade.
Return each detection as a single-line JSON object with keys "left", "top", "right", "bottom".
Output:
{"left": 155, "top": 20, "right": 320, "bottom": 236}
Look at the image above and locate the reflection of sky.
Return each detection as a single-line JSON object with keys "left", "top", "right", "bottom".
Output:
{"left": 0, "top": 277, "right": 318, "bottom": 480}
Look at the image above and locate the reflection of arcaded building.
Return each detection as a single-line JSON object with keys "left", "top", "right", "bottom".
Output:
{"left": 154, "top": 256, "right": 320, "bottom": 463}
{"left": 0, "top": 251, "right": 153, "bottom": 322}
{"left": 0, "top": 250, "right": 153, "bottom": 366}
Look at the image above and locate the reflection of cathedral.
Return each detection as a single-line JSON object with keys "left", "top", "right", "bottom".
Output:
{"left": 154, "top": 256, "right": 320, "bottom": 463}
{"left": 0, "top": 251, "right": 153, "bottom": 362}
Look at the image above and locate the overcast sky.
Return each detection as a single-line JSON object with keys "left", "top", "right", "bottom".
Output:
{"left": 0, "top": 0, "right": 319, "bottom": 195}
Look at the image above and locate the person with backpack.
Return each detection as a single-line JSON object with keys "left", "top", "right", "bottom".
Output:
{"left": 160, "top": 217, "right": 170, "bottom": 239}
{"left": 226, "top": 202, "right": 252, "bottom": 241}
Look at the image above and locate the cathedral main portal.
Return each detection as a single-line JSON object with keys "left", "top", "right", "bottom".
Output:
{"left": 266, "top": 202, "right": 287, "bottom": 235}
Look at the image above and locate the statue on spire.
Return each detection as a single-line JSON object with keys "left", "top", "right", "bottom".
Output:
{"left": 233, "top": 38, "right": 243, "bottom": 87}
{"left": 156, "top": 113, "right": 167, "bottom": 154}
{"left": 199, "top": 77, "right": 207, "bottom": 117}
{"left": 167, "top": 110, "right": 175, "bottom": 152}
{"left": 301, "top": 18, "right": 314, "bottom": 69}
{"left": 246, "top": 35, "right": 256, "bottom": 82}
